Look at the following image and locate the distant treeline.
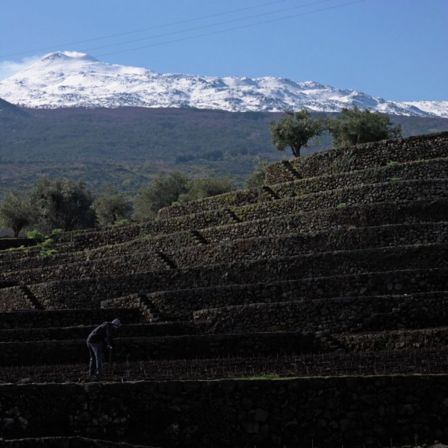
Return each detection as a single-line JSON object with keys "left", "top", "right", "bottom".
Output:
{"left": 0, "top": 173, "right": 243, "bottom": 238}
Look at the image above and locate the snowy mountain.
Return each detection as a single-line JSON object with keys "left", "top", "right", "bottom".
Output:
{"left": 0, "top": 51, "right": 445, "bottom": 117}
{"left": 398, "top": 101, "right": 448, "bottom": 119}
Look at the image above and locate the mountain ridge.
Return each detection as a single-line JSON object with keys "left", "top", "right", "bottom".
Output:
{"left": 0, "top": 51, "right": 446, "bottom": 117}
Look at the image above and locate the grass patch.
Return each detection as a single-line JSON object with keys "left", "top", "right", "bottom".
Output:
{"left": 238, "top": 373, "right": 283, "bottom": 380}
{"left": 387, "top": 160, "right": 399, "bottom": 167}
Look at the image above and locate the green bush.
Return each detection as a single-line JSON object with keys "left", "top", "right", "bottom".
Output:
{"left": 134, "top": 172, "right": 234, "bottom": 219}
{"left": 327, "top": 107, "right": 402, "bottom": 148}
{"left": 93, "top": 191, "right": 133, "bottom": 226}
{"left": 246, "top": 161, "right": 269, "bottom": 188}
{"left": 31, "top": 177, "right": 96, "bottom": 231}
{"left": 134, "top": 172, "right": 190, "bottom": 220}
{"left": 26, "top": 229, "right": 46, "bottom": 243}
{"left": 0, "top": 192, "right": 35, "bottom": 237}
{"left": 177, "top": 177, "right": 234, "bottom": 203}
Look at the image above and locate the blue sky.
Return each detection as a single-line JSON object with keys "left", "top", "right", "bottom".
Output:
{"left": 0, "top": 0, "right": 446, "bottom": 101}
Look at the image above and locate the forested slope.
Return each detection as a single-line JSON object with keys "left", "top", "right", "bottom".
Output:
{"left": 1, "top": 105, "right": 448, "bottom": 198}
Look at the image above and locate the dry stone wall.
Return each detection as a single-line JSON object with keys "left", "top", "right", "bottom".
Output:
{"left": 236, "top": 179, "right": 448, "bottom": 222}
{"left": 33, "top": 196, "right": 448, "bottom": 262}
{"left": 79, "top": 200, "right": 448, "bottom": 260}
{"left": 160, "top": 157, "right": 448, "bottom": 219}
{"left": 7, "top": 200, "right": 448, "bottom": 275}
{"left": 337, "top": 327, "right": 448, "bottom": 352}
{"left": 0, "top": 238, "right": 35, "bottom": 251}
{"left": 0, "top": 322, "right": 197, "bottom": 342}
{"left": 0, "top": 309, "right": 142, "bottom": 330}
{"left": 3, "top": 243, "right": 448, "bottom": 292}
{"left": 8, "top": 221, "right": 448, "bottom": 277}
{"left": 265, "top": 131, "right": 448, "bottom": 183}
{"left": 143, "top": 268, "right": 448, "bottom": 320}
{"left": 0, "top": 288, "right": 33, "bottom": 313}
{"left": 3, "top": 437, "right": 153, "bottom": 448}
{"left": 56, "top": 177, "right": 448, "bottom": 252}
{"left": 0, "top": 332, "right": 319, "bottom": 366}
{"left": 194, "top": 293, "right": 448, "bottom": 334}
{"left": 1, "top": 376, "right": 448, "bottom": 447}
{"left": 2, "top": 265, "right": 447, "bottom": 315}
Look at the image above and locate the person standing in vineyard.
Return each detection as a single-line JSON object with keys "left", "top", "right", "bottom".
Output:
{"left": 87, "top": 318, "right": 122, "bottom": 378}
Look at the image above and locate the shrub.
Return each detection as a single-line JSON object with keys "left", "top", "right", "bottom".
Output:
{"left": 177, "top": 177, "right": 234, "bottom": 203}
{"left": 327, "top": 107, "right": 402, "bottom": 148}
{"left": 0, "top": 192, "right": 35, "bottom": 237}
{"left": 134, "top": 172, "right": 190, "bottom": 220}
{"left": 93, "top": 192, "right": 133, "bottom": 226}
{"left": 31, "top": 178, "right": 96, "bottom": 231}
{"left": 246, "top": 161, "right": 269, "bottom": 188}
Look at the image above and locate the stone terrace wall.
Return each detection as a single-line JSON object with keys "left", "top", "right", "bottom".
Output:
{"left": 0, "top": 238, "right": 35, "bottom": 251}
{"left": 160, "top": 157, "right": 448, "bottom": 219}
{"left": 58, "top": 178, "right": 448, "bottom": 251}
{"left": 337, "top": 327, "right": 448, "bottom": 352}
{"left": 71, "top": 180, "right": 446, "bottom": 252}
{"left": 142, "top": 268, "right": 448, "bottom": 320}
{"left": 0, "top": 309, "right": 142, "bottom": 330}
{"left": 4, "top": 266, "right": 448, "bottom": 313}
{"left": 0, "top": 322, "right": 197, "bottom": 342}
{"left": 0, "top": 437, "right": 151, "bottom": 448}
{"left": 3, "top": 243, "right": 448, "bottom": 290}
{"left": 67, "top": 199, "right": 448, "bottom": 262}
{"left": 4, "top": 437, "right": 153, "bottom": 447}
{"left": 236, "top": 179, "right": 448, "bottom": 222}
{"left": 7, "top": 200, "right": 448, "bottom": 274}
{"left": 265, "top": 131, "right": 448, "bottom": 184}
{"left": 0, "top": 247, "right": 41, "bottom": 266}
{"left": 1, "top": 376, "right": 448, "bottom": 447}
{"left": 0, "top": 332, "right": 318, "bottom": 365}
{"left": 6, "top": 221, "right": 448, "bottom": 282}
{"left": 0, "top": 288, "right": 33, "bottom": 313}
{"left": 193, "top": 293, "right": 448, "bottom": 334}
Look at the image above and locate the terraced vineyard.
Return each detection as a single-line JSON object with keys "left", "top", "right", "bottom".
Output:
{"left": 1, "top": 132, "right": 448, "bottom": 447}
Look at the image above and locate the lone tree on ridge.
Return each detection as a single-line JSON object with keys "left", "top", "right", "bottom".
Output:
{"left": 327, "top": 107, "right": 402, "bottom": 147}
{"left": 270, "top": 110, "right": 323, "bottom": 158}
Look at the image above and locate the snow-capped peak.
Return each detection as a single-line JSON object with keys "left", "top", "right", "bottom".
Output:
{"left": 298, "top": 80, "right": 326, "bottom": 90}
{"left": 40, "top": 51, "right": 98, "bottom": 62}
{"left": 0, "top": 50, "right": 445, "bottom": 117}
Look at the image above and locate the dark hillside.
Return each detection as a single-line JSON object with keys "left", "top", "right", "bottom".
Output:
{"left": 0, "top": 107, "right": 279, "bottom": 162}
{"left": 0, "top": 97, "right": 28, "bottom": 118}
{"left": 1, "top": 105, "right": 448, "bottom": 198}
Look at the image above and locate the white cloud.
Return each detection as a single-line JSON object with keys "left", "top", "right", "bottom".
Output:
{"left": 0, "top": 56, "right": 40, "bottom": 80}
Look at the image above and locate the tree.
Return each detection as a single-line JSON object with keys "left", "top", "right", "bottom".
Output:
{"left": 31, "top": 178, "right": 96, "bottom": 231}
{"left": 0, "top": 192, "right": 35, "bottom": 237}
{"left": 270, "top": 110, "right": 323, "bottom": 157}
{"left": 327, "top": 107, "right": 402, "bottom": 147}
{"left": 93, "top": 191, "right": 133, "bottom": 226}
{"left": 246, "top": 161, "right": 269, "bottom": 188}
{"left": 178, "top": 177, "right": 234, "bottom": 203}
{"left": 134, "top": 172, "right": 189, "bottom": 220}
